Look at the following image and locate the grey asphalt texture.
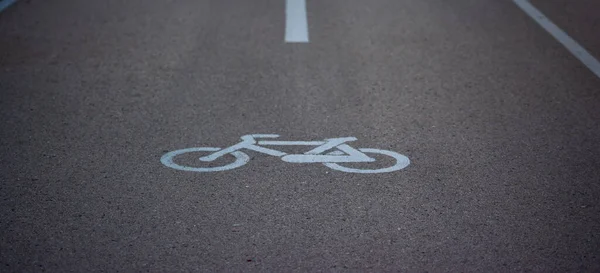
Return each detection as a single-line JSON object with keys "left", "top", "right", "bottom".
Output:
{"left": 2, "top": 0, "right": 600, "bottom": 271}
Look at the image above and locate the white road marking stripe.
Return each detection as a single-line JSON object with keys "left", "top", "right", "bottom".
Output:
{"left": 513, "top": 0, "right": 600, "bottom": 79}
{"left": 0, "top": 0, "right": 18, "bottom": 12}
{"left": 285, "top": 0, "right": 309, "bottom": 43}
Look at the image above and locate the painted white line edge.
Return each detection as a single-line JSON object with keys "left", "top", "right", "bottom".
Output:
{"left": 0, "top": 0, "right": 18, "bottom": 12}
{"left": 513, "top": 0, "right": 600, "bottom": 79}
{"left": 285, "top": 0, "right": 309, "bottom": 43}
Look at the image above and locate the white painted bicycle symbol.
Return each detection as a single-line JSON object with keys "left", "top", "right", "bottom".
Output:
{"left": 161, "top": 134, "right": 410, "bottom": 174}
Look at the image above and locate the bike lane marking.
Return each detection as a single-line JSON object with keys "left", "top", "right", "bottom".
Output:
{"left": 285, "top": 0, "right": 309, "bottom": 43}
{"left": 513, "top": 0, "right": 600, "bottom": 79}
{"left": 160, "top": 135, "right": 411, "bottom": 174}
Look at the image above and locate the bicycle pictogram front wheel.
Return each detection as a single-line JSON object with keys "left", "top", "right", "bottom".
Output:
{"left": 322, "top": 148, "right": 410, "bottom": 174}
{"left": 161, "top": 147, "right": 250, "bottom": 172}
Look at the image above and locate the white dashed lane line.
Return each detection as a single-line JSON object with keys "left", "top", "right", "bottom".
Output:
{"left": 285, "top": 0, "right": 309, "bottom": 43}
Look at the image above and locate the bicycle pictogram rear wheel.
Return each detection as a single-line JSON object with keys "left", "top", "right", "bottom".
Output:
{"left": 161, "top": 147, "right": 249, "bottom": 172}
{"left": 323, "top": 148, "right": 410, "bottom": 173}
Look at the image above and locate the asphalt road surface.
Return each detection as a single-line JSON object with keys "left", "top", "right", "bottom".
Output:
{"left": 2, "top": 0, "right": 600, "bottom": 271}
